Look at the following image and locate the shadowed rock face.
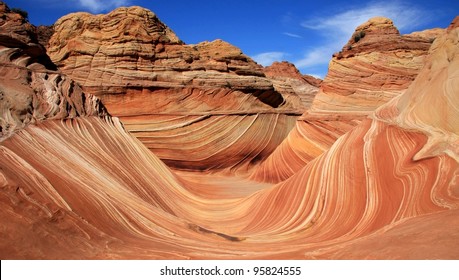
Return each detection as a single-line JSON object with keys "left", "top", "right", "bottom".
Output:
{"left": 1, "top": 1, "right": 458, "bottom": 259}
{"left": 263, "top": 61, "right": 321, "bottom": 110}
{"left": 0, "top": 4, "right": 56, "bottom": 70}
{"left": 35, "top": 25, "right": 53, "bottom": 47}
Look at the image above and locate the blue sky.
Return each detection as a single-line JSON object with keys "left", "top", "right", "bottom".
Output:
{"left": 6, "top": 0, "right": 459, "bottom": 78}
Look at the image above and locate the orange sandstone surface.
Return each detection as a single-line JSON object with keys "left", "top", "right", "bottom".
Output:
{"left": 250, "top": 17, "right": 443, "bottom": 183}
{"left": 1, "top": 2, "right": 458, "bottom": 259}
{"left": 46, "top": 6, "right": 314, "bottom": 173}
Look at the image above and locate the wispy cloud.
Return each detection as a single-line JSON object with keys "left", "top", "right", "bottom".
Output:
{"left": 296, "top": 0, "right": 429, "bottom": 70}
{"left": 307, "top": 73, "right": 325, "bottom": 79}
{"left": 301, "top": 1, "right": 426, "bottom": 35}
{"left": 251, "top": 52, "right": 288, "bottom": 66}
{"left": 295, "top": 47, "right": 333, "bottom": 69}
{"left": 77, "top": 0, "right": 131, "bottom": 13}
{"left": 283, "top": 32, "right": 302, "bottom": 38}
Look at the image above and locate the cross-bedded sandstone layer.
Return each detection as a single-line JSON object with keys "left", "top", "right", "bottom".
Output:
{"left": 0, "top": 3, "right": 107, "bottom": 142}
{"left": 250, "top": 17, "right": 443, "bottom": 183}
{"left": 1, "top": 2, "right": 458, "bottom": 259}
{"left": 45, "top": 6, "right": 315, "bottom": 172}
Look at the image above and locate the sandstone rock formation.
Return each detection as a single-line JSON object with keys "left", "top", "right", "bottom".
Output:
{"left": 0, "top": 3, "right": 106, "bottom": 141}
{"left": 35, "top": 25, "right": 53, "bottom": 47}
{"left": 374, "top": 17, "right": 459, "bottom": 163}
{"left": 250, "top": 17, "right": 443, "bottom": 183}
{"left": 1, "top": 1, "right": 458, "bottom": 259}
{"left": 315, "top": 17, "right": 443, "bottom": 114}
{"left": 263, "top": 61, "right": 321, "bottom": 109}
{"left": 46, "top": 6, "right": 310, "bottom": 172}
{"left": 0, "top": 4, "right": 55, "bottom": 70}
{"left": 0, "top": 3, "right": 225, "bottom": 258}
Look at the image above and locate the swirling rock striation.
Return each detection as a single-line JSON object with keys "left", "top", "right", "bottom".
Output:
{"left": 250, "top": 17, "right": 443, "bottom": 183}
{"left": 374, "top": 16, "right": 459, "bottom": 163}
{"left": 46, "top": 6, "right": 307, "bottom": 172}
{"left": 315, "top": 17, "right": 443, "bottom": 114}
{"left": 0, "top": 2, "right": 107, "bottom": 141}
{"left": 1, "top": 2, "right": 458, "bottom": 259}
{"left": 225, "top": 18, "right": 459, "bottom": 256}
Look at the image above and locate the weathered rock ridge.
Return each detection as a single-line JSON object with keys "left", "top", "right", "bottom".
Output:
{"left": 315, "top": 16, "right": 443, "bottom": 114}
{"left": 0, "top": 3, "right": 107, "bottom": 141}
{"left": 375, "top": 16, "right": 459, "bottom": 163}
{"left": 46, "top": 6, "right": 312, "bottom": 172}
{"left": 47, "top": 6, "right": 308, "bottom": 112}
{"left": 0, "top": 4, "right": 55, "bottom": 70}
{"left": 250, "top": 17, "right": 443, "bottom": 183}
{"left": 263, "top": 61, "right": 321, "bottom": 109}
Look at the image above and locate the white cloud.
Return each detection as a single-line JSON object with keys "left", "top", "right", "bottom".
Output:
{"left": 302, "top": 0, "right": 426, "bottom": 35}
{"left": 297, "top": 0, "right": 428, "bottom": 69}
{"left": 77, "top": 0, "right": 130, "bottom": 13}
{"left": 295, "top": 47, "right": 333, "bottom": 69}
{"left": 251, "top": 52, "right": 288, "bottom": 66}
{"left": 283, "top": 32, "right": 302, "bottom": 38}
{"left": 308, "top": 73, "right": 325, "bottom": 79}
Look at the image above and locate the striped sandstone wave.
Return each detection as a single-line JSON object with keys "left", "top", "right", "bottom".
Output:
{"left": 250, "top": 17, "right": 441, "bottom": 183}
{"left": 45, "top": 6, "right": 313, "bottom": 172}
{"left": 1, "top": 3, "right": 459, "bottom": 259}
